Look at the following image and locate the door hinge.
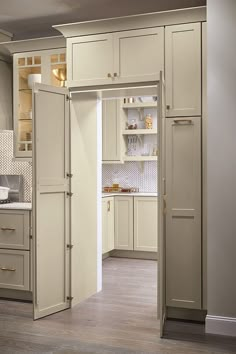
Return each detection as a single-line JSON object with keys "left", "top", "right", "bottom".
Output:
{"left": 29, "top": 235, "right": 33, "bottom": 240}
{"left": 67, "top": 192, "right": 73, "bottom": 197}
{"left": 66, "top": 173, "right": 73, "bottom": 178}
{"left": 67, "top": 296, "right": 74, "bottom": 301}
{"left": 66, "top": 95, "right": 71, "bottom": 101}
{"left": 67, "top": 244, "right": 74, "bottom": 249}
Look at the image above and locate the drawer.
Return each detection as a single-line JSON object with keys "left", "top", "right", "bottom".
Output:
{"left": 0, "top": 211, "right": 30, "bottom": 250}
{"left": 0, "top": 249, "right": 29, "bottom": 291}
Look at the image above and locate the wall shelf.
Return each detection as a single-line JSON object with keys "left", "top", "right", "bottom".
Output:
{"left": 122, "top": 102, "right": 157, "bottom": 109}
{"left": 123, "top": 129, "right": 157, "bottom": 135}
{"left": 124, "top": 156, "right": 158, "bottom": 162}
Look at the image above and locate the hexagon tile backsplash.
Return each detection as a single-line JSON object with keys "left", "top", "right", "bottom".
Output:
{"left": 0, "top": 130, "right": 32, "bottom": 202}
{"left": 102, "top": 162, "right": 157, "bottom": 192}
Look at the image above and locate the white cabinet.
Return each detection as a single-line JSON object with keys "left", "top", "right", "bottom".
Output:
{"left": 115, "top": 196, "right": 134, "bottom": 250}
{"left": 0, "top": 210, "right": 31, "bottom": 293}
{"left": 102, "top": 197, "right": 115, "bottom": 254}
{"left": 165, "top": 117, "right": 201, "bottom": 309}
{"left": 165, "top": 23, "right": 201, "bottom": 117}
{"left": 113, "top": 28, "right": 164, "bottom": 84}
{"left": 134, "top": 197, "right": 158, "bottom": 252}
{"left": 67, "top": 27, "right": 164, "bottom": 87}
{"left": 102, "top": 99, "right": 121, "bottom": 163}
{"left": 13, "top": 48, "right": 66, "bottom": 158}
{"left": 115, "top": 196, "right": 158, "bottom": 252}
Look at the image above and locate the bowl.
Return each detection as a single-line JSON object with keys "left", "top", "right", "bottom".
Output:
{"left": 28, "top": 74, "right": 41, "bottom": 89}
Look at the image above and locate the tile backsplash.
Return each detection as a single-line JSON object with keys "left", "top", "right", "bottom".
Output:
{"left": 0, "top": 130, "right": 32, "bottom": 201}
{"left": 102, "top": 162, "right": 157, "bottom": 193}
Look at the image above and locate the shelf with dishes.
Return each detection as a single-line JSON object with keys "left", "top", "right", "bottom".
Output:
{"left": 121, "top": 96, "right": 158, "bottom": 163}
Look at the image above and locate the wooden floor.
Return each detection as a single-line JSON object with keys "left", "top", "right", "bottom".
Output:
{"left": 0, "top": 257, "right": 236, "bottom": 353}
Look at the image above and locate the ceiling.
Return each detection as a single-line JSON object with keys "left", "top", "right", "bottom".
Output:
{"left": 0, "top": 0, "right": 206, "bottom": 40}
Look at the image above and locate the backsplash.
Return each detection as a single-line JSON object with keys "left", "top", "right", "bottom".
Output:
{"left": 0, "top": 130, "right": 32, "bottom": 201}
{"left": 102, "top": 162, "right": 157, "bottom": 193}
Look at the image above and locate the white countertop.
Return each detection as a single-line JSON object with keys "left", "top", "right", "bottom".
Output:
{"left": 0, "top": 202, "right": 32, "bottom": 210}
{"left": 102, "top": 192, "right": 158, "bottom": 198}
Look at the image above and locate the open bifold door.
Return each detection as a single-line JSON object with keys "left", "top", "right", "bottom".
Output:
{"left": 32, "top": 84, "right": 71, "bottom": 319}
{"left": 158, "top": 71, "right": 166, "bottom": 337}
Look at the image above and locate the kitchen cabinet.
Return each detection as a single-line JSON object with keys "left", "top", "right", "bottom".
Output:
{"left": 115, "top": 196, "right": 134, "bottom": 250}
{"left": 102, "top": 99, "right": 122, "bottom": 163}
{"left": 67, "top": 27, "right": 164, "bottom": 87}
{"left": 165, "top": 117, "right": 201, "bottom": 309}
{"left": 134, "top": 197, "right": 158, "bottom": 252}
{"left": 0, "top": 210, "right": 31, "bottom": 294}
{"left": 0, "top": 60, "right": 12, "bottom": 130}
{"left": 165, "top": 23, "right": 201, "bottom": 117}
{"left": 114, "top": 196, "right": 158, "bottom": 252}
{"left": 102, "top": 197, "right": 114, "bottom": 254}
{"left": 13, "top": 48, "right": 66, "bottom": 158}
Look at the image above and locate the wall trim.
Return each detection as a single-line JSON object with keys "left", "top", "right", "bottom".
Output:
{"left": 206, "top": 315, "right": 236, "bottom": 337}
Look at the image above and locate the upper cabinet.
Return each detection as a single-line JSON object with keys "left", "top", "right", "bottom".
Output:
{"left": 14, "top": 48, "right": 66, "bottom": 158}
{"left": 165, "top": 23, "right": 201, "bottom": 117}
{"left": 67, "top": 27, "right": 164, "bottom": 87}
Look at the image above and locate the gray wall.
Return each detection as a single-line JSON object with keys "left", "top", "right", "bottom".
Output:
{"left": 207, "top": 0, "right": 236, "bottom": 318}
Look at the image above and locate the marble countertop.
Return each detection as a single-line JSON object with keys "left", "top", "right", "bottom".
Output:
{"left": 102, "top": 192, "right": 158, "bottom": 198}
{"left": 0, "top": 202, "right": 32, "bottom": 210}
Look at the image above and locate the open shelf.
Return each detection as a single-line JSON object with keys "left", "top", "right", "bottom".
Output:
{"left": 123, "top": 129, "right": 157, "bottom": 135}
{"left": 123, "top": 156, "right": 158, "bottom": 162}
{"left": 122, "top": 102, "right": 157, "bottom": 109}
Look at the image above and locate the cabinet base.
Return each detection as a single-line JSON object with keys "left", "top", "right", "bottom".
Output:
{"left": 110, "top": 249, "right": 157, "bottom": 260}
{"left": 167, "top": 306, "right": 207, "bottom": 322}
{"left": 0, "top": 288, "right": 32, "bottom": 302}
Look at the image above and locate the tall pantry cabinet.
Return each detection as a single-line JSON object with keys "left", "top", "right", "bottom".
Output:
{"left": 164, "top": 23, "right": 202, "bottom": 310}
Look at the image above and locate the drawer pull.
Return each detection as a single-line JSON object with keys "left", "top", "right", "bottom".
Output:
{"left": 1, "top": 267, "right": 16, "bottom": 272}
{"left": 1, "top": 227, "right": 16, "bottom": 231}
{"left": 173, "top": 119, "right": 192, "bottom": 124}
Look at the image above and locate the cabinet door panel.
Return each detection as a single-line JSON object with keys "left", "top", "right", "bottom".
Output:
{"left": 115, "top": 197, "right": 133, "bottom": 250}
{"left": 114, "top": 27, "right": 164, "bottom": 84}
{"left": 134, "top": 197, "right": 158, "bottom": 252}
{"left": 102, "top": 199, "right": 108, "bottom": 254}
{"left": 107, "top": 198, "right": 115, "bottom": 252}
{"left": 165, "top": 23, "right": 201, "bottom": 117}
{"left": 102, "top": 99, "right": 121, "bottom": 162}
{"left": 165, "top": 117, "right": 201, "bottom": 309}
{"left": 67, "top": 34, "right": 113, "bottom": 87}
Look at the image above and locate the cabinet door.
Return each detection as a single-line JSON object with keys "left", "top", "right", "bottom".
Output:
{"left": 165, "top": 23, "right": 201, "bottom": 117}
{"left": 107, "top": 197, "right": 114, "bottom": 252}
{"left": 115, "top": 196, "right": 133, "bottom": 250}
{"left": 113, "top": 27, "right": 164, "bottom": 84}
{"left": 102, "top": 99, "right": 121, "bottom": 162}
{"left": 67, "top": 34, "right": 113, "bottom": 87}
{"left": 33, "top": 84, "right": 70, "bottom": 319}
{"left": 134, "top": 197, "right": 158, "bottom": 252}
{"left": 102, "top": 199, "right": 108, "bottom": 254}
{"left": 165, "top": 117, "right": 201, "bottom": 309}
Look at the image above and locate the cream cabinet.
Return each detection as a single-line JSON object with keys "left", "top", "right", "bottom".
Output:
{"left": 165, "top": 117, "right": 201, "bottom": 309}
{"left": 114, "top": 196, "right": 134, "bottom": 250}
{"left": 67, "top": 27, "right": 164, "bottom": 87}
{"left": 102, "top": 197, "right": 115, "bottom": 254}
{"left": 165, "top": 23, "right": 201, "bottom": 117}
{"left": 134, "top": 197, "right": 158, "bottom": 252}
{"left": 102, "top": 99, "right": 121, "bottom": 163}
{"left": 115, "top": 196, "right": 158, "bottom": 252}
{"left": 13, "top": 48, "right": 66, "bottom": 158}
{"left": 0, "top": 210, "right": 31, "bottom": 293}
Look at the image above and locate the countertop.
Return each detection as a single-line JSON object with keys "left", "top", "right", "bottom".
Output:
{"left": 102, "top": 192, "right": 158, "bottom": 198}
{"left": 0, "top": 202, "right": 32, "bottom": 210}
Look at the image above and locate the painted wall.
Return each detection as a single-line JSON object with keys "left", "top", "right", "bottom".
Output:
{"left": 207, "top": 0, "right": 236, "bottom": 336}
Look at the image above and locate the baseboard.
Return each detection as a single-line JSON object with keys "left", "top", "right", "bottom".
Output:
{"left": 167, "top": 306, "right": 207, "bottom": 322}
{"left": 206, "top": 315, "right": 236, "bottom": 337}
{"left": 110, "top": 249, "right": 157, "bottom": 260}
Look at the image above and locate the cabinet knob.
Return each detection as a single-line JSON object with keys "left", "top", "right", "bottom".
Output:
{"left": 107, "top": 201, "right": 111, "bottom": 212}
{"left": 107, "top": 73, "right": 112, "bottom": 78}
{"left": 166, "top": 105, "right": 170, "bottom": 110}
{"left": 113, "top": 73, "right": 118, "bottom": 78}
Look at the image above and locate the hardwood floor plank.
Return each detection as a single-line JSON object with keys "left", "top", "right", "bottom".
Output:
{"left": 0, "top": 258, "right": 235, "bottom": 354}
